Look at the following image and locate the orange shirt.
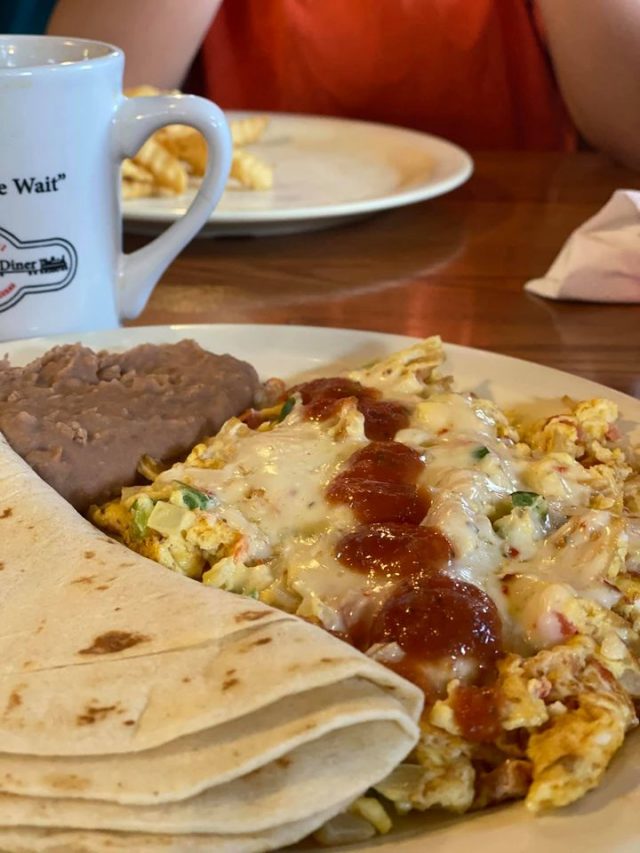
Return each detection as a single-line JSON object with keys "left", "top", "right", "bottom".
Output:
{"left": 197, "top": 0, "right": 575, "bottom": 151}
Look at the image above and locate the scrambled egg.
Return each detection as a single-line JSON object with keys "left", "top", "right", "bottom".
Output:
{"left": 429, "top": 637, "right": 637, "bottom": 812}
{"left": 91, "top": 337, "right": 640, "bottom": 823}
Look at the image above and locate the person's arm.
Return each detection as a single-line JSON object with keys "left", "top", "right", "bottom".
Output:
{"left": 537, "top": 0, "right": 640, "bottom": 169}
{"left": 47, "top": 0, "right": 222, "bottom": 89}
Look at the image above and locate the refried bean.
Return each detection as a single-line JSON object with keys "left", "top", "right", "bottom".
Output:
{"left": 0, "top": 340, "right": 260, "bottom": 511}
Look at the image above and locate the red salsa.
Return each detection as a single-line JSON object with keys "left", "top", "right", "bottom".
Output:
{"left": 449, "top": 683, "right": 502, "bottom": 743}
{"left": 358, "top": 398, "right": 410, "bottom": 441}
{"left": 328, "top": 479, "right": 430, "bottom": 525}
{"left": 370, "top": 576, "right": 503, "bottom": 671}
{"left": 334, "top": 441, "right": 424, "bottom": 482}
{"left": 290, "top": 377, "right": 409, "bottom": 441}
{"left": 315, "top": 384, "right": 506, "bottom": 737}
{"left": 327, "top": 441, "right": 430, "bottom": 524}
{"left": 336, "top": 523, "right": 452, "bottom": 581}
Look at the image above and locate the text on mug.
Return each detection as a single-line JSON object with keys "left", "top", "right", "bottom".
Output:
{"left": 0, "top": 174, "right": 67, "bottom": 196}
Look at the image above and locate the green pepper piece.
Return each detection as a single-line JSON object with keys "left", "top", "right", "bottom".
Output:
{"left": 178, "top": 483, "right": 212, "bottom": 511}
{"left": 511, "top": 491, "right": 540, "bottom": 507}
{"left": 131, "top": 496, "right": 154, "bottom": 538}
{"left": 472, "top": 445, "right": 490, "bottom": 460}
{"left": 512, "top": 490, "right": 548, "bottom": 521}
{"left": 276, "top": 397, "right": 295, "bottom": 423}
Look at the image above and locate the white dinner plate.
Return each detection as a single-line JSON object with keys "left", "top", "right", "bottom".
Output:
{"left": 3, "top": 323, "right": 639, "bottom": 853}
{"left": 123, "top": 113, "right": 473, "bottom": 237}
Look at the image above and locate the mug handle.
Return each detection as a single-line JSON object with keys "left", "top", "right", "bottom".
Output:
{"left": 112, "top": 94, "right": 231, "bottom": 320}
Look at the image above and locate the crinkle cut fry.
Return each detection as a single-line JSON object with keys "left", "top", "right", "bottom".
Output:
{"left": 230, "top": 150, "right": 273, "bottom": 191}
{"left": 229, "top": 115, "right": 269, "bottom": 147}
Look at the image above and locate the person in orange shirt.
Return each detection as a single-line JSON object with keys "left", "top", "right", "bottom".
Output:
{"left": 47, "top": 0, "right": 640, "bottom": 168}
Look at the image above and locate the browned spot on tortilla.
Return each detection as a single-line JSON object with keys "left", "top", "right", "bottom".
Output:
{"left": 244, "top": 768, "right": 262, "bottom": 781}
{"left": 71, "top": 575, "right": 95, "bottom": 585}
{"left": 95, "top": 585, "right": 110, "bottom": 591}
{"left": 123, "top": 720, "right": 135, "bottom": 726}
{"left": 45, "top": 773, "right": 90, "bottom": 792}
{"left": 84, "top": 550, "right": 95, "bottom": 559}
{"left": 0, "top": 508, "right": 13, "bottom": 519}
{"left": 320, "top": 657, "right": 337, "bottom": 664}
{"left": 5, "top": 691, "right": 22, "bottom": 712}
{"left": 276, "top": 757, "right": 292, "bottom": 768}
{"left": 234, "top": 610, "right": 270, "bottom": 623}
{"left": 182, "top": 677, "right": 191, "bottom": 683}
{"left": 22, "top": 661, "right": 33, "bottom": 670}
{"left": 35, "top": 620, "right": 46, "bottom": 635}
{"left": 114, "top": 607, "right": 121, "bottom": 612}
{"left": 0, "top": 561, "right": 4, "bottom": 571}
{"left": 76, "top": 704, "right": 118, "bottom": 726}
{"left": 252, "top": 637, "right": 273, "bottom": 646}
{"left": 222, "top": 677, "right": 239, "bottom": 691}
{"left": 78, "top": 631, "right": 150, "bottom": 656}
{"left": 225, "top": 668, "right": 237, "bottom": 677}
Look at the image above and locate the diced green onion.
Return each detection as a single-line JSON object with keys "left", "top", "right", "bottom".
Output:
{"left": 511, "top": 490, "right": 548, "bottom": 521}
{"left": 131, "top": 495, "right": 154, "bottom": 538}
{"left": 177, "top": 483, "right": 212, "bottom": 511}
{"left": 472, "top": 445, "right": 490, "bottom": 460}
{"left": 511, "top": 491, "right": 540, "bottom": 507}
{"left": 276, "top": 397, "right": 295, "bottom": 423}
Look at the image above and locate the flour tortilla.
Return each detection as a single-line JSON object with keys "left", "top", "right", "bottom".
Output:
{"left": 0, "top": 432, "right": 422, "bottom": 847}
{"left": 0, "top": 620, "right": 418, "bottom": 756}
{"left": 0, "top": 721, "right": 411, "bottom": 834}
{"left": 0, "top": 679, "right": 408, "bottom": 805}
{"left": 0, "top": 800, "right": 351, "bottom": 853}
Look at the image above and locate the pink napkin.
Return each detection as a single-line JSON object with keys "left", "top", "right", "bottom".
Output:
{"left": 525, "top": 190, "right": 640, "bottom": 303}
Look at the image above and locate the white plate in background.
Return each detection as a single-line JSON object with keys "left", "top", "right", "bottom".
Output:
{"left": 123, "top": 113, "right": 473, "bottom": 237}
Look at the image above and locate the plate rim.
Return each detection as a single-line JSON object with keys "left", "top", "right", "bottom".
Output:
{"left": 3, "top": 322, "right": 638, "bottom": 411}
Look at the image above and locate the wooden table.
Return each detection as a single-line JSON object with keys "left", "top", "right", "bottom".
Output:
{"left": 127, "top": 152, "right": 640, "bottom": 398}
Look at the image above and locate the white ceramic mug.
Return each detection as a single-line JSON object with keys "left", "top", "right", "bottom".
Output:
{"left": 0, "top": 35, "right": 231, "bottom": 341}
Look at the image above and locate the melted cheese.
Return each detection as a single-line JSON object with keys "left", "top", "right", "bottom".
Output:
{"left": 411, "top": 393, "right": 501, "bottom": 441}
{"left": 510, "top": 511, "right": 626, "bottom": 604}
{"left": 522, "top": 453, "right": 591, "bottom": 508}
{"left": 94, "top": 338, "right": 637, "bottom": 679}
{"left": 160, "top": 417, "right": 362, "bottom": 544}
{"left": 152, "top": 380, "right": 627, "bottom": 651}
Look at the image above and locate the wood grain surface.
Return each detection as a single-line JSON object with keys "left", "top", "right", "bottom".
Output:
{"left": 126, "top": 152, "right": 640, "bottom": 398}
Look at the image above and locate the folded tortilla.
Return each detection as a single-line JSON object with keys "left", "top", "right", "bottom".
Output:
{"left": 0, "top": 433, "right": 422, "bottom": 848}
{"left": 0, "top": 803, "right": 351, "bottom": 853}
